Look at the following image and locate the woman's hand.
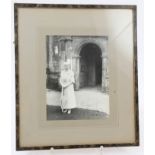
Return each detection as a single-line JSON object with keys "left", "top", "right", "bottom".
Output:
{"left": 63, "top": 82, "right": 72, "bottom": 88}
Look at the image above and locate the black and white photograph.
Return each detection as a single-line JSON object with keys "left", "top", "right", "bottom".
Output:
{"left": 15, "top": 4, "right": 139, "bottom": 149}
{"left": 46, "top": 36, "right": 109, "bottom": 120}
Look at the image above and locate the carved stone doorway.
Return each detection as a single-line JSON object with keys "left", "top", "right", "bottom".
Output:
{"left": 79, "top": 43, "right": 102, "bottom": 88}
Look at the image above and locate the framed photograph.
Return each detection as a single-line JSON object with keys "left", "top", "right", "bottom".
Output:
{"left": 14, "top": 3, "right": 139, "bottom": 150}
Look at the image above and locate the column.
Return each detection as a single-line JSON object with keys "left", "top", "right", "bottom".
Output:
{"left": 101, "top": 53, "right": 109, "bottom": 93}
{"left": 46, "top": 36, "right": 53, "bottom": 89}
{"left": 48, "top": 36, "right": 53, "bottom": 72}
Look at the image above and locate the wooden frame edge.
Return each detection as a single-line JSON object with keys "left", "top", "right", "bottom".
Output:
{"left": 14, "top": 3, "right": 139, "bottom": 150}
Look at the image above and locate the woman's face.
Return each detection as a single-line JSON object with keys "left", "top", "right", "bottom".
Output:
{"left": 64, "top": 64, "right": 69, "bottom": 71}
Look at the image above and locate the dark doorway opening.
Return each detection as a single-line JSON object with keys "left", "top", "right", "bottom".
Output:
{"left": 80, "top": 43, "right": 102, "bottom": 88}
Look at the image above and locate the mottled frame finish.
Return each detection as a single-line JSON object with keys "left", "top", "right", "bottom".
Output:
{"left": 14, "top": 3, "right": 139, "bottom": 150}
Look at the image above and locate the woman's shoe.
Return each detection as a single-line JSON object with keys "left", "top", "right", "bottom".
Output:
{"left": 67, "top": 109, "right": 71, "bottom": 114}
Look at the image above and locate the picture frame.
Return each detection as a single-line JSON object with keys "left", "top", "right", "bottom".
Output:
{"left": 14, "top": 3, "right": 139, "bottom": 150}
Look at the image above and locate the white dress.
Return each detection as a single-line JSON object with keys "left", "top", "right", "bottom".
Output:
{"left": 59, "top": 70, "right": 77, "bottom": 109}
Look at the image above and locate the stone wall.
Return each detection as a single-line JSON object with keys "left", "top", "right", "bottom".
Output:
{"left": 46, "top": 36, "right": 109, "bottom": 93}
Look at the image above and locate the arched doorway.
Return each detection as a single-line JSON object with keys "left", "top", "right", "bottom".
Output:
{"left": 79, "top": 43, "right": 102, "bottom": 88}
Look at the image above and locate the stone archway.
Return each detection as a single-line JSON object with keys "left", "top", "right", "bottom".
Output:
{"left": 79, "top": 43, "right": 102, "bottom": 88}
{"left": 72, "top": 38, "right": 108, "bottom": 93}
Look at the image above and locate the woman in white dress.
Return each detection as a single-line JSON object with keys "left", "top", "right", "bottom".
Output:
{"left": 59, "top": 62, "right": 77, "bottom": 114}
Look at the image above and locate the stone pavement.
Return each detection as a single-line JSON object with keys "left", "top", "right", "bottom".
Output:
{"left": 46, "top": 87, "right": 109, "bottom": 115}
{"left": 47, "top": 105, "right": 108, "bottom": 120}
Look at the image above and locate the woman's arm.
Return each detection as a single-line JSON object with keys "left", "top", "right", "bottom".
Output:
{"left": 60, "top": 79, "right": 74, "bottom": 88}
{"left": 59, "top": 74, "right": 70, "bottom": 88}
{"left": 60, "top": 80, "right": 72, "bottom": 88}
{"left": 59, "top": 78, "right": 67, "bottom": 88}
{"left": 59, "top": 71, "right": 75, "bottom": 88}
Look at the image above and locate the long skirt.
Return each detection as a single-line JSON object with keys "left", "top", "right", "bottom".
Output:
{"left": 60, "top": 84, "right": 77, "bottom": 109}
